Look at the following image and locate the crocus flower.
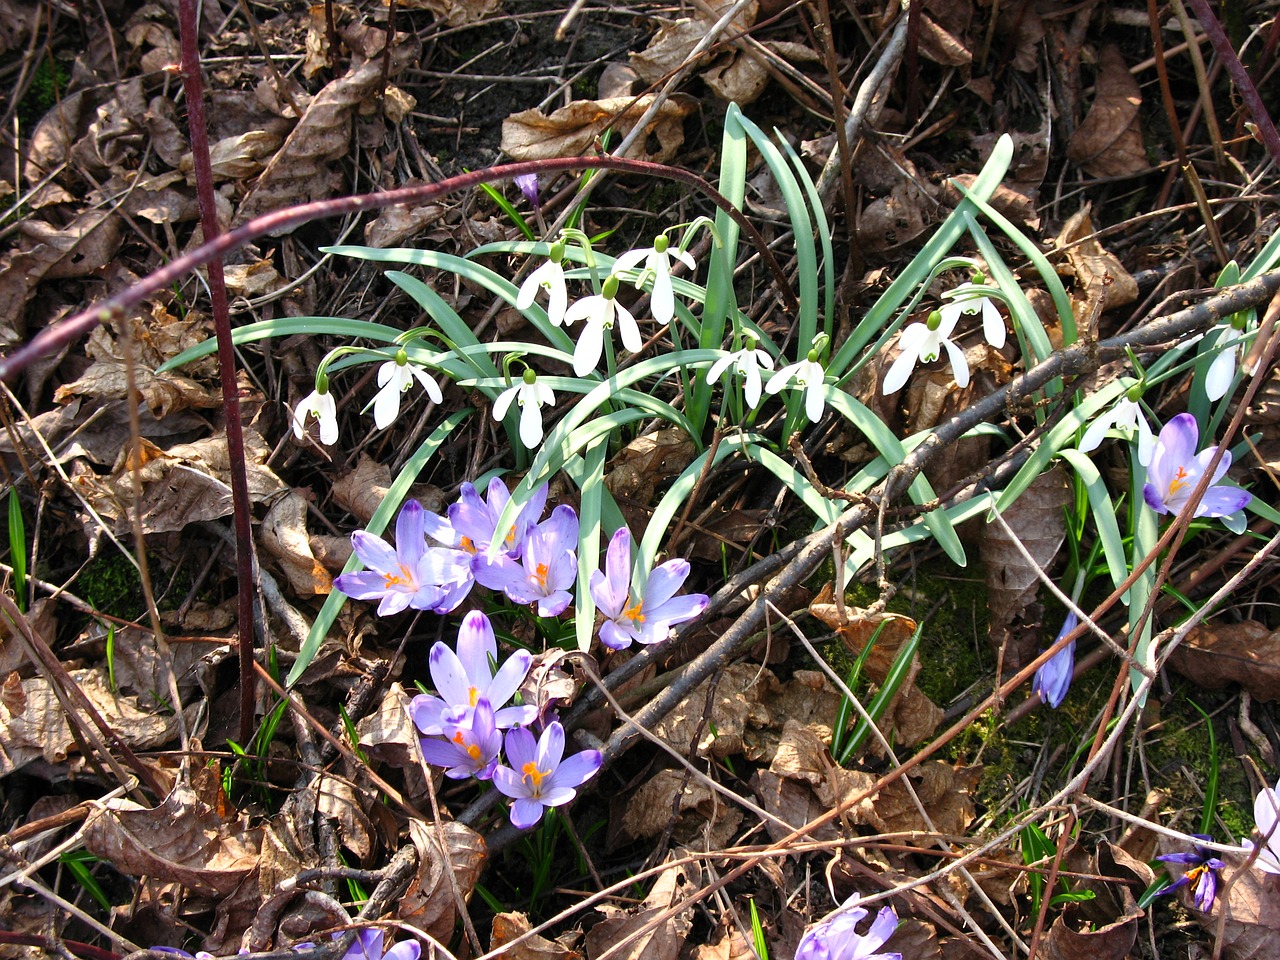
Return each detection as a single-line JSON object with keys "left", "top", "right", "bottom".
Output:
{"left": 940, "top": 275, "right": 1006, "bottom": 349}
{"left": 516, "top": 241, "right": 569, "bottom": 326}
{"left": 795, "top": 897, "right": 900, "bottom": 960}
{"left": 514, "top": 173, "right": 540, "bottom": 208}
{"left": 292, "top": 380, "right": 338, "bottom": 445}
{"left": 1157, "top": 835, "right": 1225, "bottom": 912}
{"left": 1243, "top": 778, "right": 1280, "bottom": 874}
{"left": 1142, "top": 414, "right": 1252, "bottom": 518}
{"left": 333, "top": 500, "right": 460, "bottom": 616}
{"left": 374, "top": 350, "right": 443, "bottom": 430}
{"left": 562, "top": 274, "right": 643, "bottom": 376}
{"left": 1031, "top": 612, "right": 1078, "bottom": 709}
{"left": 409, "top": 610, "right": 535, "bottom": 735}
{"left": 589, "top": 528, "right": 708, "bottom": 650}
{"left": 882, "top": 308, "right": 969, "bottom": 394}
{"left": 1204, "top": 315, "right": 1250, "bottom": 401}
{"left": 612, "top": 234, "right": 697, "bottom": 326}
{"left": 492, "top": 368, "right": 556, "bottom": 449}
{"left": 765, "top": 350, "right": 828, "bottom": 422}
{"left": 492, "top": 721, "right": 603, "bottom": 829}
{"left": 477, "top": 505, "right": 578, "bottom": 616}
{"left": 298, "top": 927, "right": 420, "bottom": 960}
{"left": 706, "top": 337, "right": 775, "bottom": 409}
{"left": 1079, "top": 387, "right": 1156, "bottom": 466}
{"left": 418, "top": 697, "right": 503, "bottom": 780}
{"left": 449, "top": 478, "right": 548, "bottom": 560}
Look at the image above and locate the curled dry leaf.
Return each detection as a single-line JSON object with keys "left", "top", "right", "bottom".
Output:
{"left": 401, "top": 819, "right": 488, "bottom": 945}
{"left": 356, "top": 683, "right": 420, "bottom": 769}
{"left": 502, "top": 95, "right": 697, "bottom": 164}
{"left": 331, "top": 454, "right": 393, "bottom": 525}
{"left": 584, "top": 856, "right": 701, "bottom": 960}
{"left": 604, "top": 427, "right": 697, "bottom": 510}
{"left": 492, "top": 912, "right": 582, "bottom": 960}
{"left": 651, "top": 661, "right": 772, "bottom": 759}
{"left": 869, "top": 761, "right": 978, "bottom": 837}
{"left": 981, "top": 464, "right": 1069, "bottom": 670}
{"left": 612, "top": 768, "right": 743, "bottom": 850}
{"left": 1056, "top": 206, "right": 1138, "bottom": 333}
{"left": 1168, "top": 620, "right": 1280, "bottom": 702}
{"left": 260, "top": 491, "right": 332, "bottom": 597}
{"left": 1042, "top": 841, "right": 1153, "bottom": 960}
{"left": 1066, "top": 45, "right": 1146, "bottom": 178}
{"left": 393, "top": 0, "right": 501, "bottom": 26}
{"left": 316, "top": 775, "right": 374, "bottom": 864}
{"left": 83, "top": 782, "right": 260, "bottom": 897}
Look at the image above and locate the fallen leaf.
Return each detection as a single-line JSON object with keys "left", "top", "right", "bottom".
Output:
{"left": 83, "top": 782, "right": 260, "bottom": 897}
{"left": 260, "top": 491, "right": 333, "bottom": 597}
{"left": 502, "top": 95, "right": 697, "bottom": 164}
{"left": 492, "top": 912, "right": 582, "bottom": 960}
{"left": 611, "top": 769, "right": 743, "bottom": 850}
{"left": 1168, "top": 620, "right": 1280, "bottom": 702}
{"left": 356, "top": 684, "right": 420, "bottom": 769}
{"left": 651, "top": 661, "right": 771, "bottom": 759}
{"left": 316, "top": 776, "right": 374, "bottom": 864}
{"left": 870, "top": 761, "right": 978, "bottom": 837}
{"left": 1057, "top": 206, "right": 1138, "bottom": 330}
{"left": 604, "top": 427, "right": 697, "bottom": 509}
{"left": 400, "top": 819, "right": 487, "bottom": 944}
{"left": 585, "top": 857, "right": 700, "bottom": 960}
{"left": 982, "top": 465, "right": 1069, "bottom": 670}
{"left": 331, "top": 455, "right": 393, "bottom": 525}
{"left": 1067, "top": 45, "right": 1146, "bottom": 178}
{"left": 1042, "top": 841, "right": 1152, "bottom": 960}
{"left": 393, "top": 0, "right": 502, "bottom": 27}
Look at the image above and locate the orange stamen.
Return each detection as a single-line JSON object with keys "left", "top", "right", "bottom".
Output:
{"left": 1168, "top": 465, "right": 1191, "bottom": 496}
{"left": 624, "top": 600, "right": 645, "bottom": 624}
{"left": 521, "top": 760, "right": 548, "bottom": 794}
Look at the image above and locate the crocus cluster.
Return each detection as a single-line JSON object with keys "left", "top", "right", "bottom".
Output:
{"left": 795, "top": 897, "right": 900, "bottom": 960}
{"left": 409, "top": 611, "right": 601, "bottom": 828}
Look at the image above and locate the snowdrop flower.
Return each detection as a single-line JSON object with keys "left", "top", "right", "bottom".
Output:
{"left": 795, "top": 897, "right": 900, "bottom": 960}
{"left": 1244, "top": 779, "right": 1280, "bottom": 874}
{"left": 1204, "top": 314, "right": 1251, "bottom": 401}
{"left": 882, "top": 308, "right": 968, "bottom": 395}
{"left": 1031, "top": 612, "right": 1078, "bottom": 709}
{"left": 765, "top": 349, "right": 828, "bottom": 422}
{"left": 612, "top": 234, "right": 697, "bottom": 326}
{"left": 562, "top": 274, "right": 642, "bottom": 376}
{"left": 333, "top": 500, "right": 460, "bottom": 616}
{"left": 417, "top": 697, "right": 503, "bottom": 780}
{"left": 374, "top": 349, "right": 443, "bottom": 430}
{"left": 706, "top": 336, "right": 775, "bottom": 409}
{"left": 1142, "top": 414, "right": 1252, "bottom": 519}
{"left": 589, "top": 527, "right": 708, "bottom": 650}
{"left": 1079, "top": 384, "right": 1156, "bottom": 466}
{"left": 292, "top": 376, "right": 338, "bottom": 445}
{"left": 409, "top": 610, "right": 535, "bottom": 735}
{"left": 940, "top": 273, "right": 1006, "bottom": 349}
{"left": 493, "top": 368, "right": 555, "bottom": 448}
{"left": 493, "top": 721, "right": 602, "bottom": 829}
{"left": 516, "top": 239, "right": 569, "bottom": 326}
{"left": 1157, "top": 835, "right": 1225, "bottom": 912}
{"left": 477, "top": 505, "right": 578, "bottom": 616}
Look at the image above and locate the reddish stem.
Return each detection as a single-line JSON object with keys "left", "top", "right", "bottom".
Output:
{"left": 178, "top": 0, "right": 258, "bottom": 745}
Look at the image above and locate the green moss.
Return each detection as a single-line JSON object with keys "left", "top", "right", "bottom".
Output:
{"left": 18, "top": 54, "right": 70, "bottom": 129}
{"left": 78, "top": 552, "right": 146, "bottom": 621}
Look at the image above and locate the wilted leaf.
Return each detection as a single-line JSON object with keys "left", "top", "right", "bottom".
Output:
{"left": 502, "top": 95, "right": 697, "bottom": 164}
{"left": 180, "top": 130, "right": 281, "bottom": 182}
{"left": 83, "top": 782, "right": 260, "bottom": 896}
{"left": 400, "top": 819, "right": 487, "bottom": 944}
{"left": 331, "top": 455, "right": 393, "bottom": 525}
{"left": 856, "top": 180, "right": 931, "bottom": 249}
{"left": 260, "top": 491, "right": 332, "bottom": 597}
{"left": 611, "top": 769, "right": 743, "bottom": 850}
{"left": 1067, "top": 45, "right": 1146, "bottom": 178}
{"left": 1057, "top": 206, "right": 1138, "bottom": 331}
{"left": 982, "top": 465, "right": 1070, "bottom": 669}
{"left": 605, "top": 427, "right": 697, "bottom": 509}
{"left": 316, "top": 776, "right": 374, "bottom": 864}
{"left": 652, "top": 661, "right": 771, "bottom": 759}
{"left": 870, "top": 761, "right": 978, "bottom": 837}
{"left": 1168, "top": 620, "right": 1280, "bottom": 702}
{"left": 1041, "top": 841, "right": 1152, "bottom": 960}
{"left": 810, "top": 587, "right": 918, "bottom": 683}
{"left": 356, "top": 683, "right": 420, "bottom": 769}
{"left": 492, "top": 912, "right": 582, "bottom": 960}
{"left": 585, "top": 857, "right": 700, "bottom": 960}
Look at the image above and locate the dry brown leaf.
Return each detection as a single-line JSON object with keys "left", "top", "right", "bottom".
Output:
{"left": 917, "top": 12, "right": 972, "bottom": 66}
{"left": 83, "top": 782, "right": 260, "bottom": 897}
{"left": 611, "top": 769, "right": 743, "bottom": 850}
{"left": 870, "top": 761, "right": 977, "bottom": 836}
{"left": 392, "top": 0, "right": 501, "bottom": 26}
{"left": 584, "top": 857, "right": 700, "bottom": 960}
{"left": 1041, "top": 841, "right": 1152, "bottom": 960}
{"left": 810, "top": 588, "right": 918, "bottom": 683}
{"left": 0, "top": 666, "right": 183, "bottom": 776}
{"left": 651, "top": 661, "right": 771, "bottom": 759}
{"left": 400, "top": 819, "right": 487, "bottom": 944}
{"left": 260, "top": 491, "right": 333, "bottom": 597}
{"left": 356, "top": 683, "right": 420, "bottom": 769}
{"left": 492, "top": 912, "right": 582, "bottom": 960}
{"left": 236, "top": 32, "right": 418, "bottom": 230}
{"left": 1168, "top": 620, "right": 1280, "bottom": 701}
{"left": 363, "top": 194, "right": 447, "bottom": 248}
{"left": 605, "top": 427, "right": 697, "bottom": 509}
{"left": 1057, "top": 206, "right": 1138, "bottom": 328}
{"left": 316, "top": 775, "right": 374, "bottom": 864}
{"left": 857, "top": 181, "right": 931, "bottom": 249}
{"left": 331, "top": 455, "right": 393, "bottom": 525}
{"left": 982, "top": 465, "right": 1069, "bottom": 669}
{"left": 885, "top": 919, "right": 942, "bottom": 960}
{"left": 502, "top": 95, "right": 697, "bottom": 164}
{"left": 1067, "top": 45, "right": 1146, "bottom": 178}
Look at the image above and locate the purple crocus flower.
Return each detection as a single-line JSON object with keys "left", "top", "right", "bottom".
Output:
{"left": 333, "top": 500, "right": 465, "bottom": 616}
{"left": 1031, "top": 612, "right": 1078, "bottom": 709}
{"left": 417, "top": 698, "right": 503, "bottom": 780}
{"left": 1156, "top": 834, "right": 1225, "bottom": 912}
{"left": 476, "top": 505, "right": 578, "bottom": 616}
{"left": 589, "top": 528, "right": 708, "bottom": 650}
{"left": 514, "top": 173, "right": 540, "bottom": 208}
{"left": 492, "top": 721, "right": 602, "bottom": 829}
{"left": 1142, "top": 414, "right": 1252, "bottom": 518}
{"left": 795, "top": 898, "right": 900, "bottom": 960}
{"left": 409, "top": 611, "right": 535, "bottom": 735}
{"left": 450, "top": 478, "right": 548, "bottom": 560}
{"left": 296, "top": 929, "right": 420, "bottom": 960}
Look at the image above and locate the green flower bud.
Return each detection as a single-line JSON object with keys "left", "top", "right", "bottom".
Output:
{"left": 550, "top": 239, "right": 566, "bottom": 264}
{"left": 926, "top": 310, "right": 942, "bottom": 331}
{"left": 1125, "top": 383, "right": 1143, "bottom": 402}
{"left": 522, "top": 367, "right": 537, "bottom": 385}
{"left": 971, "top": 271, "right": 986, "bottom": 285}
{"left": 395, "top": 348, "right": 409, "bottom": 366}
{"left": 315, "top": 372, "right": 330, "bottom": 394}
{"left": 654, "top": 235, "right": 669, "bottom": 253}
{"left": 806, "top": 348, "right": 821, "bottom": 363}
{"left": 602, "top": 274, "right": 620, "bottom": 300}
{"left": 1231, "top": 312, "right": 1249, "bottom": 330}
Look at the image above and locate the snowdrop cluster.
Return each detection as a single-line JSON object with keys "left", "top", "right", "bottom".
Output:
{"left": 409, "top": 610, "right": 601, "bottom": 828}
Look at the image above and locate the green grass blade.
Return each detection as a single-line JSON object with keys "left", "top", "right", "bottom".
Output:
{"left": 8, "top": 490, "right": 26, "bottom": 612}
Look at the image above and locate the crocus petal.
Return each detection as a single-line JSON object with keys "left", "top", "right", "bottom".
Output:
{"left": 509, "top": 797, "right": 545, "bottom": 829}
{"left": 349, "top": 530, "right": 399, "bottom": 574}
{"left": 539, "top": 721, "right": 566, "bottom": 770}
{"left": 394, "top": 500, "right": 426, "bottom": 568}
{"left": 552, "top": 750, "right": 603, "bottom": 789}
{"left": 487, "top": 650, "right": 533, "bottom": 708}
{"left": 1195, "top": 486, "right": 1252, "bottom": 518}
{"left": 429, "top": 643, "right": 473, "bottom": 708}
{"left": 333, "top": 570, "right": 394, "bottom": 600}
{"left": 457, "top": 611, "right": 497, "bottom": 681}
{"left": 503, "top": 725, "right": 537, "bottom": 772}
